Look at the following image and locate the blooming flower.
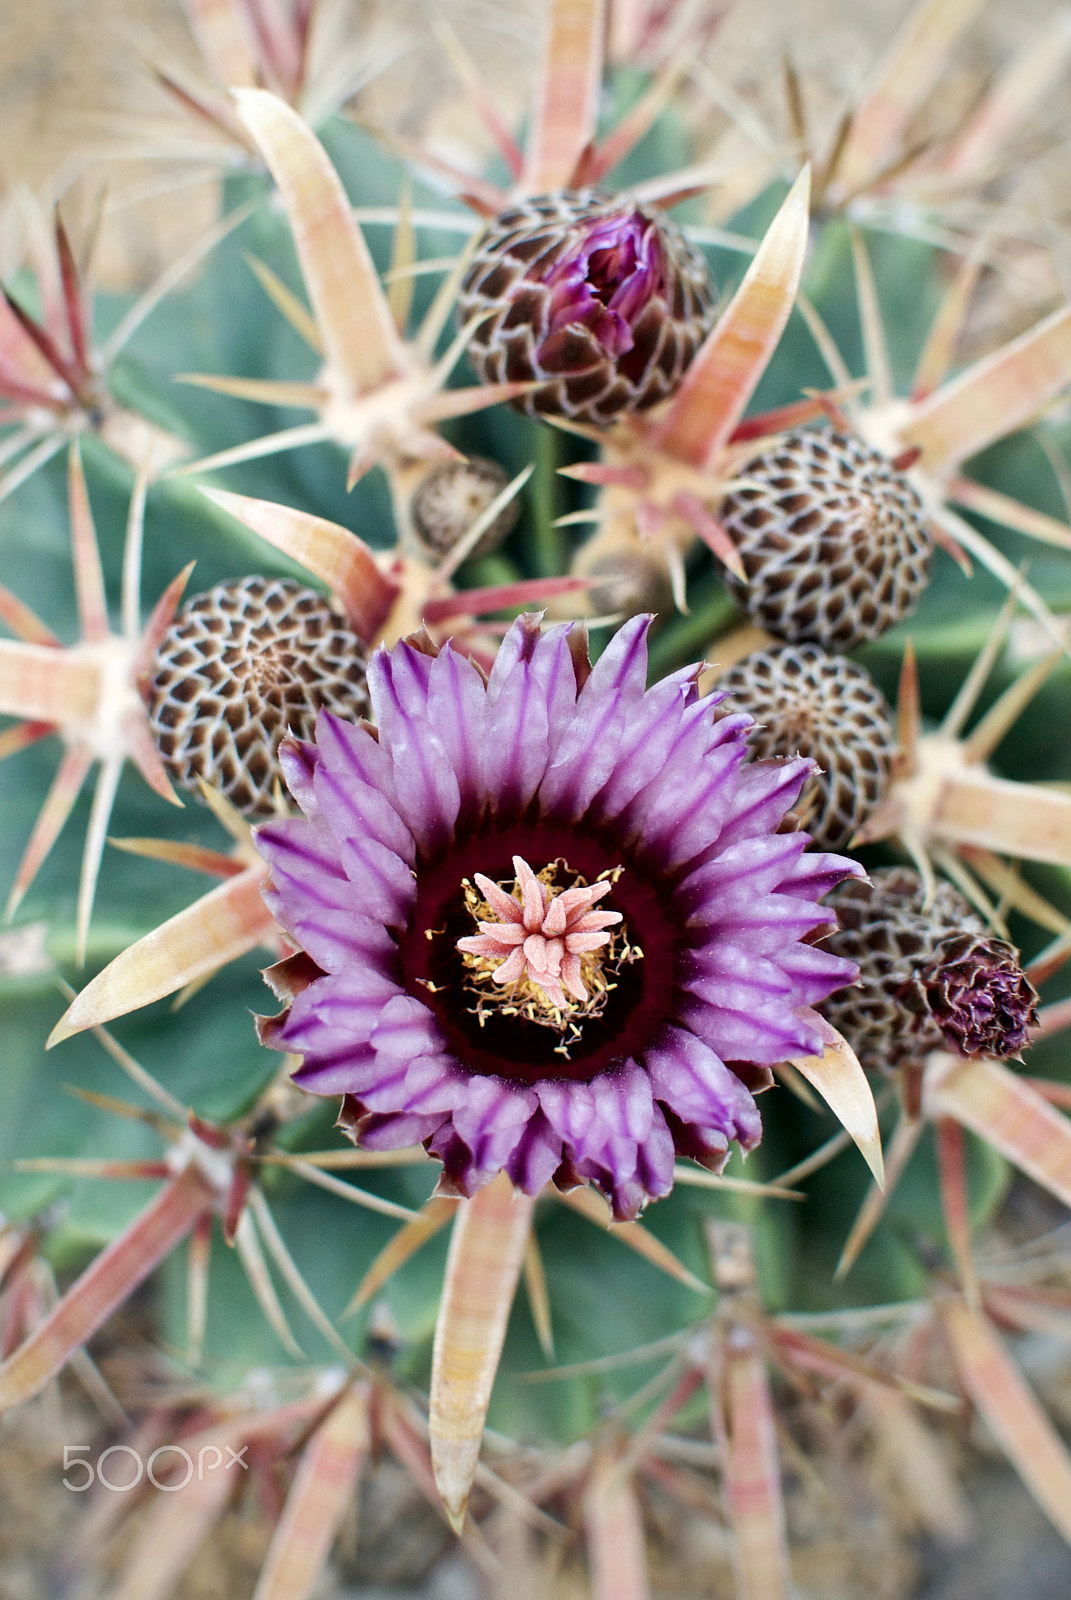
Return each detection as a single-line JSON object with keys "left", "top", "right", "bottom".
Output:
{"left": 254, "top": 615, "right": 861, "bottom": 1220}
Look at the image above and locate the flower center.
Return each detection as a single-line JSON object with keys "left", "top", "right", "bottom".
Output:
{"left": 456, "top": 854, "right": 629, "bottom": 1031}
{"left": 396, "top": 821, "right": 681, "bottom": 1085}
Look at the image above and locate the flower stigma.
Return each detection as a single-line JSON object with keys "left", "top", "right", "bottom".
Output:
{"left": 455, "top": 855, "right": 640, "bottom": 1052}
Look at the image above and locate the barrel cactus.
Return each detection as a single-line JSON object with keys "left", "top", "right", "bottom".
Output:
{"left": 3, "top": 2, "right": 1071, "bottom": 1597}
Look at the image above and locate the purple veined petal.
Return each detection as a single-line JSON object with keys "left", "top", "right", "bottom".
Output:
{"left": 714, "top": 756, "right": 813, "bottom": 851}
{"left": 358, "top": 1109, "right": 450, "bottom": 1149}
{"left": 277, "top": 737, "right": 319, "bottom": 816}
{"left": 280, "top": 967, "right": 401, "bottom": 1052}
{"left": 505, "top": 1109, "right": 565, "bottom": 1196}
{"left": 622, "top": 740, "right": 746, "bottom": 869}
{"left": 537, "top": 1078, "right": 597, "bottom": 1148}
{"left": 776, "top": 943, "right": 860, "bottom": 1006}
{"left": 577, "top": 613, "right": 653, "bottom": 710}
{"left": 538, "top": 616, "right": 653, "bottom": 813}
{"left": 292, "top": 1042, "right": 382, "bottom": 1096}
{"left": 665, "top": 1113, "right": 731, "bottom": 1170}
{"left": 378, "top": 704, "right": 463, "bottom": 856}
{"left": 369, "top": 993, "right": 447, "bottom": 1059}
{"left": 425, "top": 644, "right": 491, "bottom": 813}
{"left": 255, "top": 815, "right": 349, "bottom": 888}
{"left": 634, "top": 1105, "right": 676, "bottom": 1199}
{"left": 567, "top": 1096, "right": 675, "bottom": 1220}
{"left": 682, "top": 944, "right": 795, "bottom": 1010}
{"left": 450, "top": 1075, "right": 537, "bottom": 1151}
{"left": 359, "top": 1053, "right": 464, "bottom": 1115}
{"left": 335, "top": 657, "right": 462, "bottom": 856}
{"left": 317, "top": 708, "right": 400, "bottom": 810}
{"left": 679, "top": 833, "right": 809, "bottom": 917}
{"left": 267, "top": 896, "right": 397, "bottom": 975}
{"left": 313, "top": 762, "right": 415, "bottom": 866}
{"left": 338, "top": 833, "right": 417, "bottom": 928}
{"left": 679, "top": 996, "right": 821, "bottom": 1063}
{"left": 435, "top": 1077, "right": 538, "bottom": 1190}
{"left": 580, "top": 669, "right": 700, "bottom": 822}
{"left": 484, "top": 622, "right": 575, "bottom": 812}
{"left": 427, "top": 1124, "right": 487, "bottom": 1196}
{"left": 644, "top": 1026, "right": 762, "bottom": 1147}
{"left": 377, "top": 637, "right": 437, "bottom": 714}
{"left": 708, "top": 892, "right": 839, "bottom": 948}
{"left": 588, "top": 1060, "right": 655, "bottom": 1144}
{"left": 780, "top": 847, "right": 868, "bottom": 899}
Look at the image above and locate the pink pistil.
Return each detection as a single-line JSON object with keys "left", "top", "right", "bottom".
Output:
{"left": 457, "top": 854, "right": 623, "bottom": 1013}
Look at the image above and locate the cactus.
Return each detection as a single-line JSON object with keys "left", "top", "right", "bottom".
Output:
{"left": 3, "top": 2, "right": 1071, "bottom": 1595}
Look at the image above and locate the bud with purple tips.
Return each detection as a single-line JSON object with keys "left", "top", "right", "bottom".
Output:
{"left": 917, "top": 932, "right": 1038, "bottom": 1060}
{"left": 820, "top": 868, "right": 1038, "bottom": 1071}
{"left": 458, "top": 188, "right": 714, "bottom": 427}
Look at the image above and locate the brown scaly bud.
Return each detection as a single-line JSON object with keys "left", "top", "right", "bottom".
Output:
{"left": 819, "top": 868, "right": 1037, "bottom": 1071}
{"left": 147, "top": 576, "right": 370, "bottom": 817}
{"left": 409, "top": 456, "right": 521, "bottom": 560}
{"left": 718, "top": 429, "right": 931, "bottom": 650}
{"left": 914, "top": 932, "right": 1038, "bottom": 1061}
{"left": 457, "top": 187, "right": 714, "bottom": 426}
{"left": 717, "top": 643, "right": 895, "bottom": 850}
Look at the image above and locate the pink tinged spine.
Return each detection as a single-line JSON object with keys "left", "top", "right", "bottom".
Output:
{"left": 48, "top": 863, "right": 275, "bottom": 1044}
{"left": 832, "top": 0, "right": 984, "bottom": 193}
{"left": 938, "top": 13, "right": 1071, "bottom": 180}
{"left": 942, "top": 1296, "right": 1071, "bottom": 1544}
{"left": 109, "top": 1397, "right": 334, "bottom": 1600}
{"left": 583, "top": 1451, "right": 652, "bottom": 1600}
{"left": 231, "top": 89, "right": 405, "bottom": 397}
{"left": 185, "top": 0, "right": 259, "bottom": 86}
{"left": 723, "top": 1335, "right": 792, "bottom": 1600}
{"left": 930, "top": 770, "right": 1071, "bottom": 868}
{"left": 420, "top": 574, "right": 590, "bottom": 624}
{"left": 652, "top": 166, "right": 811, "bottom": 470}
{"left": 53, "top": 216, "right": 90, "bottom": 382}
{"left": 788, "top": 1011, "right": 885, "bottom": 1186}
{"left": 522, "top": 0, "right": 606, "bottom": 192}
{"left": 899, "top": 303, "right": 1071, "bottom": 472}
{"left": 6, "top": 743, "right": 93, "bottom": 920}
{"left": 429, "top": 1172, "right": 536, "bottom": 1531}
{"left": 0, "top": 1166, "right": 215, "bottom": 1411}
{"left": 0, "top": 293, "right": 57, "bottom": 390}
{"left": 0, "top": 583, "right": 60, "bottom": 646}
{"left": 252, "top": 1385, "right": 371, "bottom": 1600}
{"left": 198, "top": 488, "right": 399, "bottom": 643}
{"left": 66, "top": 444, "right": 109, "bottom": 645}
{"left": 924, "top": 1054, "right": 1071, "bottom": 1212}
{"left": 0, "top": 639, "right": 102, "bottom": 724}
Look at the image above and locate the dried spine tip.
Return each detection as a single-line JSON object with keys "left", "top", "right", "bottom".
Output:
{"left": 719, "top": 429, "right": 931, "bottom": 651}
{"left": 147, "top": 576, "right": 369, "bottom": 817}
{"left": 457, "top": 187, "right": 714, "bottom": 426}
{"left": 717, "top": 643, "right": 895, "bottom": 850}
{"left": 410, "top": 456, "right": 520, "bottom": 558}
{"left": 820, "top": 868, "right": 1038, "bottom": 1071}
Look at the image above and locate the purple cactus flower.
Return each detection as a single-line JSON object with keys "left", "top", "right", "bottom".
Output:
{"left": 254, "top": 615, "right": 862, "bottom": 1220}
